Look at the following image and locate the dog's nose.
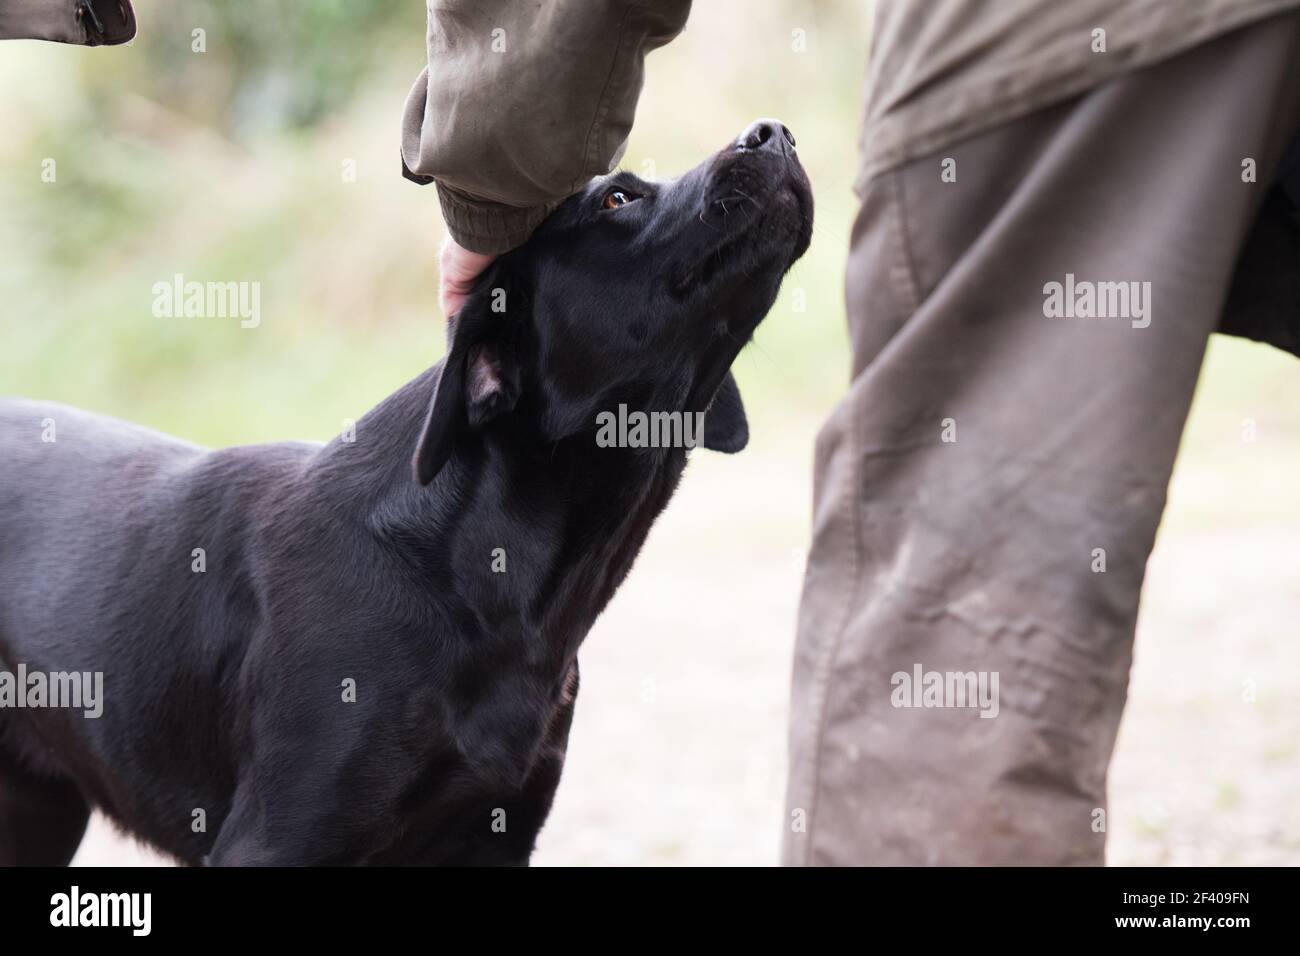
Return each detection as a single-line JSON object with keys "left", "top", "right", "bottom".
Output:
{"left": 736, "top": 119, "right": 796, "bottom": 153}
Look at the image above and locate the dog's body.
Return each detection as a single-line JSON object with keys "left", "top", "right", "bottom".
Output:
{"left": 0, "top": 376, "right": 651, "bottom": 865}
{"left": 0, "top": 121, "right": 811, "bottom": 865}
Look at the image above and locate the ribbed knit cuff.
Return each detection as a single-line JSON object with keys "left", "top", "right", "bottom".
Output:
{"left": 434, "top": 183, "right": 558, "bottom": 255}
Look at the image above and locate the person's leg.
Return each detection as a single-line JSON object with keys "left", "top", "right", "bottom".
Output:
{"left": 784, "top": 14, "right": 1300, "bottom": 865}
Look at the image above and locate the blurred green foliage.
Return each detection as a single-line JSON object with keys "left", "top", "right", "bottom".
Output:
{"left": 94, "top": 0, "right": 413, "bottom": 134}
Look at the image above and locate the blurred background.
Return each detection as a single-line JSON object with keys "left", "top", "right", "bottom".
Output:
{"left": 1, "top": 0, "right": 1296, "bottom": 866}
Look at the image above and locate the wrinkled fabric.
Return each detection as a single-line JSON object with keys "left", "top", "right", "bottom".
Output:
{"left": 860, "top": 0, "right": 1300, "bottom": 189}
{"left": 784, "top": 13, "right": 1300, "bottom": 865}
{"left": 401, "top": 0, "right": 691, "bottom": 254}
{"left": 0, "top": 0, "right": 136, "bottom": 45}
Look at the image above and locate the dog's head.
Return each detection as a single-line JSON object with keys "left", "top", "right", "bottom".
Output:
{"left": 414, "top": 119, "right": 813, "bottom": 485}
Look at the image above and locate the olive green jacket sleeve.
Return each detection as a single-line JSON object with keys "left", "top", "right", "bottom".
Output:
{"left": 0, "top": 0, "right": 135, "bottom": 44}
{"left": 401, "top": 0, "right": 691, "bottom": 254}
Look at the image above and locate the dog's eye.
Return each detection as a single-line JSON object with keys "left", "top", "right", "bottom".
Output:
{"left": 601, "top": 189, "right": 638, "bottom": 210}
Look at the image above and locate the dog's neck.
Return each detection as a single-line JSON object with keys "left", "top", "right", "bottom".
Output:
{"left": 308, "top": 363, "right": 687, "bottom": 666}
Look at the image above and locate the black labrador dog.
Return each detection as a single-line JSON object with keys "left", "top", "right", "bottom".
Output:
{"left": 0, "top": 119, "right": 812, "bottom": 865}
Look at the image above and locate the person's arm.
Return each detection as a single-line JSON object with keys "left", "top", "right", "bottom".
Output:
{"left": 0, "top": 0, "right": 135, "bottom": 44}
{"left": 401, "top": 0, "right": 691, "bottom": 256}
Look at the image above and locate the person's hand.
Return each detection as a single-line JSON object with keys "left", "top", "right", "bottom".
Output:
{"left": 438, "top": 236, "right": 496, "bottom": 319}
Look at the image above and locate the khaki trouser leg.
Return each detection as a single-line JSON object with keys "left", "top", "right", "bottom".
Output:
{"left": 784, "top": 14, "right": 1300, "bottom": 866}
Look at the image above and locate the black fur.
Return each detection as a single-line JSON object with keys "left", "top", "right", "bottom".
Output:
{"left": 0, "top": 123, "right": 812, "bottom": 865}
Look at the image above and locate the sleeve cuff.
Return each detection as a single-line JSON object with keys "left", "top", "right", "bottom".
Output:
{"left": 435, "top": 183, "right": 559, "bottom": 256}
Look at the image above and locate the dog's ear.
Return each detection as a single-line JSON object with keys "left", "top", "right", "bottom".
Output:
{"left": 701, "top": 371, "right": 749, "bottom": 453}
{"left": 413, "top": 288, "right": 522, "bottom": 486}
{"left": 413, "top": 344, "right": 466, "bottom": 486}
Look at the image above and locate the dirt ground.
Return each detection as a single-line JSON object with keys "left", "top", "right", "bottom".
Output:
{"left": 71, "top": 382, "right": 1300, "bottom": 867}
